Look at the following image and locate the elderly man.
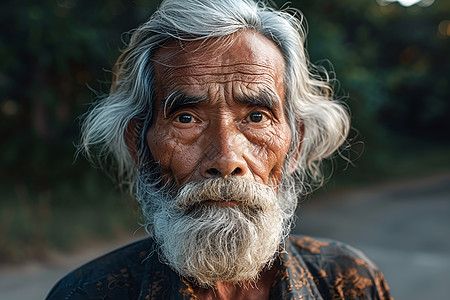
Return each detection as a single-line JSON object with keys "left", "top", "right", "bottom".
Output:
{"left": 47, "top": 0, "right": 392, "bottom": 299}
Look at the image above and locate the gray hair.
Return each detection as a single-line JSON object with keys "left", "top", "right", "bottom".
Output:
{"left": 80, "top": 0, "right": 350, "bottom": 193}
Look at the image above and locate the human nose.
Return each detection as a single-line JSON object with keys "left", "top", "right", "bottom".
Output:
{"left": 200, "top": 125, "right": 249, "bottom": 179}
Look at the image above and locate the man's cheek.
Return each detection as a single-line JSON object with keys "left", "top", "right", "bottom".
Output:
{"left": 148, "top": 137, "right": 176, "bottom": 167}
{"left": 168, "top": 146, "right": 203, "bottom": 182}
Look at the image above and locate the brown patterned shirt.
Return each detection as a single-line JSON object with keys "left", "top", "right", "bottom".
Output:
{"left": 46, "top": 235, "right": 393, "bottom": 299}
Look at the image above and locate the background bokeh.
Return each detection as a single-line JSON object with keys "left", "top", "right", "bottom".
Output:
{"left": 1, "top": 0, "right": 449, "bottom": 272}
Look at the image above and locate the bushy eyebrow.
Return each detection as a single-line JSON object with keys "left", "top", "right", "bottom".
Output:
{"left": 162, "top": 91, "right": 207, "bottom": 117}
{"left": 235, "top": 89, "right": 279, "bottom": 110}
{"left": 161, "top": 88, "right": 280, "bottom": 117}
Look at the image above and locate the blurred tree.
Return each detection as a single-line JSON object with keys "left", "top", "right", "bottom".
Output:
{"left": 0, "top": 0, "right": 449, "bottom": 259}
{"left": 1, "top": 0, "right": 449, "bottom": 194}
{"left": 281, "top": 0, "right": 450, "bottom": 179}
{"left": 0, "top": 0, "right": 157, "bottom": 193}
{"left": 0, "top": 0, "right": 448, "bottom": 194}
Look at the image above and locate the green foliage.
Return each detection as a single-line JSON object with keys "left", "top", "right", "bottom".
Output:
{"left": 280, "top": 0, "right": 450, "bottom": 180}
{"left": 294, "top": 0, "right": 450, "bottom": 135}
{"left": 0, "top": 0, "right": 449, "bottom": 262}
{"left": 0, "top": 1, "right": 155, "bottom": 261}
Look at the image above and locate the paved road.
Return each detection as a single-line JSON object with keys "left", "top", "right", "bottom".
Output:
{"left": 1, "top": 173, "right": 449, "bottom": 299}
{"left": 293, "top": 173, "right": 450, "bottom": 300}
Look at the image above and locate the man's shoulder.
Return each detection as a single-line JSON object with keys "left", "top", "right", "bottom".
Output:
{"left": 288, "top": 234, "right": 380, "bottom": 275}
{"left": 289, "top": 235, "right": 374, "bottom": 264}
{"left": 46, "top": 237, "right": 155, "bottom": 300}
{"left": 287, "top": 235, "right": 393, "bottom": 299}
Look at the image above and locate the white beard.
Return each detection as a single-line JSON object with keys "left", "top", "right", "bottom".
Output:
{"left": 137, "top": 177, "right": 296, "bottom": 287}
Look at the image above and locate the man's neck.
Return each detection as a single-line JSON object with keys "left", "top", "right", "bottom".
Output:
{"left": 193, "top": 266, "right": 276, "bottom": 300}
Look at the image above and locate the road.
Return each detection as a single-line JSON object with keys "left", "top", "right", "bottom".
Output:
{"left": 1, "top": 173, "right": 449, "bottom": 299}
{"left": 293, "top": 173, "right": 450, "bottom": 300}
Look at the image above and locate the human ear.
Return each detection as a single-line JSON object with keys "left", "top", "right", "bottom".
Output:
{"left": 286, "top": 123, "right": 304, "bottom": 174}
{"left": 124, "top": 118, "right": 140, "bottom": 166}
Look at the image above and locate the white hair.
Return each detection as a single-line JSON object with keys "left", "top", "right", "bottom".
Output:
{"left": 79, "top": 0, "right": 350, "bottom": 194}
{"left": 137, "top": 176, "right": 294, "bottom": 287}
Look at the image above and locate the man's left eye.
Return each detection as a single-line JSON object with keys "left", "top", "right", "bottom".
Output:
{"left": 247, "top": 112, "right": 263, "bottom": 123}
{"left": 177, "top": 114, "right": 193, "bottom": 123}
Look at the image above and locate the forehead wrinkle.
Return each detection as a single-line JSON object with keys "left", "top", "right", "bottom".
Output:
{"left": 156, "top": 64, "right": 278, "bottom": 92}
{"left": 162, "top": 63, "right": 278, "bottom": 78}
{"left": 153, "top": 32, "right": 286, "bottom": 117}
{"left": 159, "top": 69, "right": 278, "bottom": 96}
{"left": 154, "top": 44, "right": 278, "bottom": 66}
{"left": 164, "top": 72, "right": 278, "bottom": 90}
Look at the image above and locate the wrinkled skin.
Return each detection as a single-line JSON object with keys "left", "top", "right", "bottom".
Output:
{"left": 145, "top": 31, "right": 292, "bottom": 299}
{"left": 148, "top": 31, "right": 291, "bottom": 188}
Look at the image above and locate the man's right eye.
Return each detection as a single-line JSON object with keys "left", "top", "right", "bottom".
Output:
{"left": 177, "top": 114, "right": 193, "bottom": 123}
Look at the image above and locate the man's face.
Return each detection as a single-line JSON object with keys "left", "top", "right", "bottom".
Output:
{"left": 136, "top": 31, "right": 296, "bottom": 286}
{"left": 147, "top": 31, "right": 291, "bottom": 189}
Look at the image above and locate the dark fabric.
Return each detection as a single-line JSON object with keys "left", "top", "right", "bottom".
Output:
{"left": 46, "top": 235, "right": 393, "bottom": 300}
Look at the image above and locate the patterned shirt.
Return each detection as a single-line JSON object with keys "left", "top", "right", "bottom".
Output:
{"left": 46, "top": 235, "right": 393, "bottom": 299}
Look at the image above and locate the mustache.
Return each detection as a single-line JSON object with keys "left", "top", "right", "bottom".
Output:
{"left": 173, "top": 177, "right": 278, "bottom": 211}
